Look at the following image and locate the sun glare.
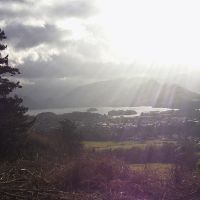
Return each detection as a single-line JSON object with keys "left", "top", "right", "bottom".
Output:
{"left": 97, "top": 0, "right": 200, "bottom": 66}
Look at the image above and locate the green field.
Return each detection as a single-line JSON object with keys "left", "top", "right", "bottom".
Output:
{"left": 83, "top": 140, "right": 176, "bottom": 150}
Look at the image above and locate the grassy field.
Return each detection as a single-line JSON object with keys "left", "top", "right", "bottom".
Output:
{"left": 130, "top": 163, "right": 173, "bottom": 173}
{"left": 83, "top": 140, "right": 176, "bottom": 150}
{"left": 129, "top": 163, "right": 174, "bottom": 179}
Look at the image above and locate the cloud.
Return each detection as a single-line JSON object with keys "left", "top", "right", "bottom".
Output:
{"left": 19, "top": 54, "right": 96, "bottom": 79}
{"left": 50, "top": 0, "right": 98, "bottom": 18}
{"left": 0, "top": 0, "right": 97, "bottom": 23}
{"left": 0, "top": 0, "right": 27, "bottom": 3}
{"left": 0, "top": 0, "right": 100, "bottom": 62}
{"left": 0, "top": 8, "right": 30, "bottom": 21}
{"left": 17, "top": 52, "right": 127, "bottom": 81}
{"left": 5, "top": 23, "right": 70, "bottom": 49}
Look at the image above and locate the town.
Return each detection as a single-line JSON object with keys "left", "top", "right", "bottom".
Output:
{"left": 31, "top": 109, "right": 200, "bottom": 142}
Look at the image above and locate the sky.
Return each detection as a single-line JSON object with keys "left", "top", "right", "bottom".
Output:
{"left": 1, "top": 0, "right": 200, "bottom": 101}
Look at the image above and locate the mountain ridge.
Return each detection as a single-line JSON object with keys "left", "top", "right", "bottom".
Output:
{"left": 22, "top": 78, "right": 200, "bottom": 109}
{"left": 60, "top": 78, "right": 200, "bottom": 109}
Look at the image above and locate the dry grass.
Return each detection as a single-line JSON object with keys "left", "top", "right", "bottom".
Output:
{"left": 0, "top": 155, "right": 200, "bottom": 200}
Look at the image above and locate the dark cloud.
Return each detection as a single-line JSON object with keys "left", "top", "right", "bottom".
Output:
{"left": 19, "top": 54, "right": 92, "bottom": 79}
{"left": 5, "top": 23, "right": 70, "bottom": 49}
{"left": 18, "top": 53, "right": 126, "bottom": 81}
{"left": 0, "top": 8, "right": 30, "bottom": 21}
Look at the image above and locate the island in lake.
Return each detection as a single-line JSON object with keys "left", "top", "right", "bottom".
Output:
{"left": 108, "top": 109, "right": 137, "bottom": 116}
{"left": 86, "top": 107, "right": 98, "bottom": 112}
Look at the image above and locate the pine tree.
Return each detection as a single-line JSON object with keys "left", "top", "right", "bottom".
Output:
{"left": 0, "top": 29, "right": 30, "bottom": 159}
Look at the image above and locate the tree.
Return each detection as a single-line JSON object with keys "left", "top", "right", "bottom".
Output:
{"left": 0, "top": 29, "right": 30, "bottom": 159}
{"left": 59, "top": 119, "right": 82, "bottom": 156}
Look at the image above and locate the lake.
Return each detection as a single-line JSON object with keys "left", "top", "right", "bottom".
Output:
{"left": 28, "top": 106, "right": 171, "bottom": 116}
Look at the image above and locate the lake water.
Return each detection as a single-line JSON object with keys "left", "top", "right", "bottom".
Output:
{"left": 28, "top": 106, "right": 171, "bottom": 116}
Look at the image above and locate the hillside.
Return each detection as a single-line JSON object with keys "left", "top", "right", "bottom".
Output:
{"left": 60, "top": 78, "right": 200, "bottom": 109}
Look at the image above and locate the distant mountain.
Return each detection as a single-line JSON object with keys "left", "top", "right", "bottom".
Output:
{"left": 22, "top": 78, "right": 200, "bottom": 109}
{"left": 59, "top": 78, "right": 200, "bottom": 109}
{"left": 21, "top": 95, "right": 56, "bottom": 109}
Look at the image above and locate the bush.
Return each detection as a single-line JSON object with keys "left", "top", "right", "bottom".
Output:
{"left": 49, "top": 154, "right": 130, "bottom": 192}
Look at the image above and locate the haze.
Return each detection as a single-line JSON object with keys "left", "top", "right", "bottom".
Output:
{"left": 1, "top": 0, "right": 200, "bottom": 108}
